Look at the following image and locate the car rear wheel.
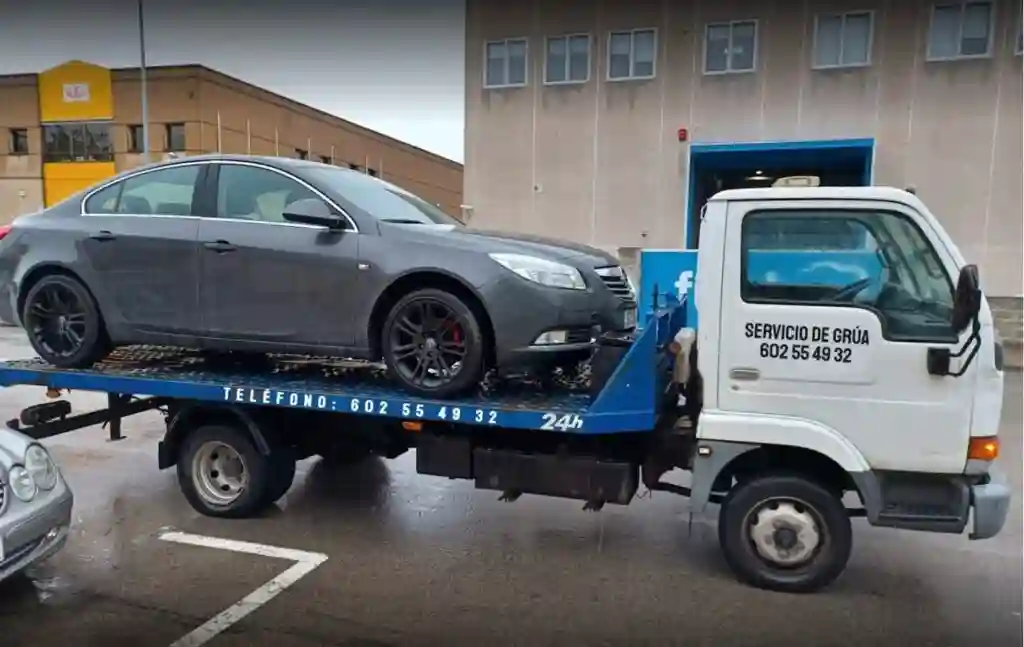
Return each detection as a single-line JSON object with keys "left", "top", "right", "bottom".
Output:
{"left": 22, "top": 273, "right": 110, "bottom": 368}
{"left": 381, "top": 288, "right": 485, "bottom": 398}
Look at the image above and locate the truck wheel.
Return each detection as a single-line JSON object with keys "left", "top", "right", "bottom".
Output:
{"left": 176, "top": 424, "right": 275, "bottom": 519}
{"left": 717, "top": 474, "right": 852, "bottom": 593}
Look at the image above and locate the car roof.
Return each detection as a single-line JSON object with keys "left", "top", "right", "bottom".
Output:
{"left": 120, "top": 153, "right": 343, "bottom": 176}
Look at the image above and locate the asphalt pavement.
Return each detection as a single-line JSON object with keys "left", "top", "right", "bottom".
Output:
{"left": 0, "top": 327, "right": 1020, "bottom": 646}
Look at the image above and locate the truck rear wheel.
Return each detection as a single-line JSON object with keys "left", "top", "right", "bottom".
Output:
{"left": 177, "top": 424, "right": 279, "bottom": 518}
{"left": 717, "top": 474, "right": 852, "bottom": 593}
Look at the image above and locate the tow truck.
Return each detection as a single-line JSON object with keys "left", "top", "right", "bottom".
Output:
{"left": 0, "top": 186, "right": 1010, "bottom": 593}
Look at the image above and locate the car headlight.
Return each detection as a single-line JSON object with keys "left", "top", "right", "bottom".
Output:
{"left": 25, "top": 444, "right": 58, "bottom": 490}
{"left": 8, "top": 465, "right": 37, "bottom": 502}
{"left": 489, "top": 253, "right": 586, "bottom": 290}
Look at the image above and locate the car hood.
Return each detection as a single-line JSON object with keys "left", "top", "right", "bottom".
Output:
{"left": 0, "top": 426, "right": 30, "bottom": 470}
{"left": 386, "top": 224, "right": 620, "bottom": 268}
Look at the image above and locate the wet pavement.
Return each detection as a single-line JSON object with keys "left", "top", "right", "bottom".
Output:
{"left": 0, "top": 327, "right": 1020, "bottom": 646}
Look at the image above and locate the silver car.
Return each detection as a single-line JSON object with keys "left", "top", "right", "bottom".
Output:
{"left": 0, "top": 427, "right": 72, "bottom": 584}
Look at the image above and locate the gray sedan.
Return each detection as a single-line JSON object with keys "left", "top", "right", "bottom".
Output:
{"left": 0, "top": 155, "right": 636, "bottom": 398}
{"left": 0, "top": 427, "right": 73, "bottom": 584}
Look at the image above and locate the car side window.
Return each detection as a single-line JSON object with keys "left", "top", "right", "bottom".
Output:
{"left": 84, "top": 165, "right": 201, "bottom": 216}
{"left": 741, "top": 209, "right": 956, "bottom": 342}
{"left": 83, "top": 182, "right": 122, "bottom": 214}
{"left": 216, "top": 164, "right": 324, "bottom": 224}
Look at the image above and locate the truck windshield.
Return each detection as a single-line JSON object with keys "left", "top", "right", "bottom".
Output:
{"left": 308, "top": 166, "right": 461, "bottom": 226}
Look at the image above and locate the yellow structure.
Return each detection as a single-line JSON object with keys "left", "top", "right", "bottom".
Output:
{"left": 37, "top": 61, "right": 116, "bottom": 206}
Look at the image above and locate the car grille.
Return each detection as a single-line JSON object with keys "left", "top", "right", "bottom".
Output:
{"left": 565, "top": 328, "right": 593, "bottom": 344}
{"left": 0, "top": 478, "right": 6, "bottom": 516}
{"left": 595, "top": 266, "right": 636, "bottom": 303}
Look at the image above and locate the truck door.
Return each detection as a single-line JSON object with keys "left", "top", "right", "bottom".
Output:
{"left": 715, "top": 198, "right": 974, "bottom": 474}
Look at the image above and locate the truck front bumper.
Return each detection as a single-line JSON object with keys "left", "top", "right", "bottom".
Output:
{"left": 969, "top": 469, "right": 1011, "bottom": 540}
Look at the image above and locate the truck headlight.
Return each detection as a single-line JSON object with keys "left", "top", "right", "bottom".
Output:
{"left": 9, "top": 465, "right": 37, "bottom": 501}
{"left": 489, "top": 253, "right": 586, "bottom": 290}
{"left": 25, "top": 444, "right": 58, "bottom": 490}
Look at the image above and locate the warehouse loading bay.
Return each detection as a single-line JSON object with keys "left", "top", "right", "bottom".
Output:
{"left": 0, "top": 326, "right": 1020, "bottom": 646}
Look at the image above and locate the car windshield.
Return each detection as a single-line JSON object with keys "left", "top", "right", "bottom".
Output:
{"left": 308, "top": 166, "right": 460, "bottom": 226}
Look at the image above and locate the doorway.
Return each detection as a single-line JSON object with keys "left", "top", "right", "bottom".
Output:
{"left": 685, "top": 138, "right": 874, "bottom": 248}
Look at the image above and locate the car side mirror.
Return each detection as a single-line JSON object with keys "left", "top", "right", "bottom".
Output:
{"left": 951, "top": 264, "right": 981, "bottom": 332}
{"left": 282, "top": 199, "right": 344, "bottom": 229}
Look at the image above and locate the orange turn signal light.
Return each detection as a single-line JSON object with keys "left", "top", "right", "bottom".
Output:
{"left": 402, "top": 421, "right": 423, "bottom": 433}
{"left": 967, "top": 436, "right": 1000, "bottom": 461}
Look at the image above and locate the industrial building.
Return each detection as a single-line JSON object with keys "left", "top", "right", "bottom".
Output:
{"left": 464, "top": 0, "right": 1022, "bottom": 343}
{"left": 0, "top": 60, "right": 463, "bottom": 222}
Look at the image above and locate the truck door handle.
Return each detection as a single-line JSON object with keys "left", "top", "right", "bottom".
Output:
{"left": 89, "top": 230, "right": 115, "bottom": 242}
{"left": 203, "top": 240, "right": 236, "bottom": 253}
{"left": 729, "top": 367, "right": 760, "bottom": 381}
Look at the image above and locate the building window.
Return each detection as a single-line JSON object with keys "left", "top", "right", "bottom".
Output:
{"left": 704, "top": 21, "right": 758, "bottom": 74}
{"left": 608, "top": 28, "right": 657, "bottom": 80}
{"left": 165, "top": 123, "right": 186, "bottom": 152}
{"left": 8, "top": 128, "right": 28, "bottom": 155}
{"left": 319, "top": 155, "right": 331, "bottom": 164}
{"left": 127, "top": 124, "right": 144, "bottom": 153}
{"left": 42, "top": 123, "right": 113, "bottom": 162}
{"left": 484, "top": 38, "right": 528, "bottom": 88}
{"left": 927, "top": 2, "right": 993, "bottom": 60}
{"left": 348, "top": 163, "right": 363, "bottom": 172}
{"left": 296, "top": 148, "right": 308, "bottom": 160}
{"left": 545, "top": 34, "right": 590, "bottom": 84}
{"left": 367, "top": 168, "right": 378, "bottom": 177}
{"left": 813, "top": 12, "right": 873, "bottom": 68}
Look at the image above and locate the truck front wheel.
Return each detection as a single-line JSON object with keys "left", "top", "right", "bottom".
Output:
{"left": 717, "top": 474, "right": 852, "bottom": 593}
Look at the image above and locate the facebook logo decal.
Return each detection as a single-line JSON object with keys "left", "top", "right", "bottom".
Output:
{"left": 637, "top": 250, "right": 699, "bottom": 329}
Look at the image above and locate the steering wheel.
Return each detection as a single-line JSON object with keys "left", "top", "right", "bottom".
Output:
{"left": 824, "top": 277, "right": 874, "bottom": 303}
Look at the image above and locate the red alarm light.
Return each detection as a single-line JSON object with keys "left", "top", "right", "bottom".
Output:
{"left": 677, "top": 128, "right": 688, "bottom": 142}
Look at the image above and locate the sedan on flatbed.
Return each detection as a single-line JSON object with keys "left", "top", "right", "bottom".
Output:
{"left": 0, "top": 426, "right": 72, "bottom": 584}
{"left": 0, "top": 155, "right": 637, "bottom": 398}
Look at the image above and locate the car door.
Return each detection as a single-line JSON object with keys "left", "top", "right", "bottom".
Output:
{"left": 79, "top": 163, "right": 204, "bottom": 335}
{"left": 715, "top": 198, "right": 974, "bottom": 475}
{"left": 195, "top": 162, "right": 361, "bottom": 348}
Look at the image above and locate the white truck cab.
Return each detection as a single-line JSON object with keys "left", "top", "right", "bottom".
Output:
{"left": 677, "top": 185, "right": 1009, "bottom": 592}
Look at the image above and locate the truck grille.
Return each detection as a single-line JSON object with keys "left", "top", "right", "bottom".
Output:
{"left": 595, "top": 266, "right": 636, "bottom": 303}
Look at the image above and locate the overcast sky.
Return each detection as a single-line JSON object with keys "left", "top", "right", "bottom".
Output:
{"left": 0, "top": 0, "right": 466, "bottom": 162}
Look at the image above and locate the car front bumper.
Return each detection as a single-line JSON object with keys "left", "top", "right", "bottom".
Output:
{"left": 0, "top": 478, "right": 74, "bottom": 583}
{"left": 969, "top": 469, "right": 1010, "bottom": 540}
{"left": 479, "top": 273, "right": 636, "bottom": 370}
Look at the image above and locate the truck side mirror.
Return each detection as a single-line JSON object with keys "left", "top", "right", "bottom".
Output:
{"left": 952, "top": 264, "right": 981, "bottom": 332}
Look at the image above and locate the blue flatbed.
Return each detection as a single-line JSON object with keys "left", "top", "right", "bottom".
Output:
{"left": 0, "top": 303, "right": 684, "bottom": 435}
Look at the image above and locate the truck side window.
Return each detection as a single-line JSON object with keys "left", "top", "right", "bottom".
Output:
{"left": 741, "top": 209, "right": 957, "bottom": 343}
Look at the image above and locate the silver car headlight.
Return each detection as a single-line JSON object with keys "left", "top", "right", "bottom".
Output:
{"left": 489, "top": 253, "right": 586, "bottom": 290}
{"left": 9, "top": 465, "right": 37, "bottom": 502}
{"left": 25, "top": 444, "right": 58, "bottom": 491}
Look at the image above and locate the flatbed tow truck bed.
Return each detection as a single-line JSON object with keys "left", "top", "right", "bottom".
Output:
{"left": 0, "top": 302, "right": 683, "bottom": 440}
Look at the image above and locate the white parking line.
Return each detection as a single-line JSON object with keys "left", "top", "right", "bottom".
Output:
{"left": 159, "top": 531, "right": 329, "bottom": 647}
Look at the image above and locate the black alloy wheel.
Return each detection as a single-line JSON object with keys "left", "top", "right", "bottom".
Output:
{"left": 22, "top": 274, "right": 109, "bottom": 368}
{"left": 382, "top": 288, "right": 484, "bottom": 398}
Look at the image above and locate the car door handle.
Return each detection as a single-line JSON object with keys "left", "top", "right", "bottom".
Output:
{"left": 89, "top": 230, "right": 116, "bottom": 242}
{"left": 203, "top": 240, "right": 236, "bottom": 253}
{"left": 729, "top": 367, "right": 760, "bottom": 381}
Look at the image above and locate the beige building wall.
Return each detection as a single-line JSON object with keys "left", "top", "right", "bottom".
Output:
{"left": 464, "top": 0, "right": 1023, "bottom": 299}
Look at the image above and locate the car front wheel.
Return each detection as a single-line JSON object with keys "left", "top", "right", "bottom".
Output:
{"left": 22, "top": 273, "right": 110, "bottom": 368}
{"left": 381, "top": 288, "right": 485, "bottom": 398}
